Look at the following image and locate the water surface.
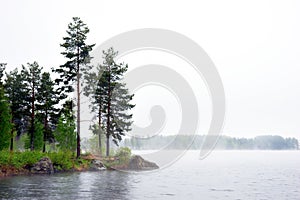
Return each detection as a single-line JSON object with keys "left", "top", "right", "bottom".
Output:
{"left": 0, "top": 151, "right": 299, "bottom": 200}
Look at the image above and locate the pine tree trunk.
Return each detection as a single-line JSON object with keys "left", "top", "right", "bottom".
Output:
{"left": 106, "top": 104, "right": 110, "bottom": 157}
{"left": 43, "top": 110, "right": 48, "bottom": 153}
{"left": 30, "top": 82, "right": 35, "bottom": 151}
{"left": 10, "top": 117, "right": 14, "bottom": 151}
{"left": 98, "top": 106, "right": 102, "bottom": 157}
{"left": 76, "top": 50, "right": 81, "bottom": 158}
{"left": 10, "top": 131, "right": 13, "bottom": 151}
{"left": 106, "top": 65, "right": 111, "bottom": 157}
{"left": 106, "top": 134, "right": 110, "bottom": 157}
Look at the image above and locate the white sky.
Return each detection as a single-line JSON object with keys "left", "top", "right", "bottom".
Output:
{"left": 1, "top": 0, "right": 300, "bottom": 140}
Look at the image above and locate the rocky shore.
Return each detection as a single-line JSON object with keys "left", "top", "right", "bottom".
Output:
{"left": 0, "top": 154, "right": 158, "bottom": 178}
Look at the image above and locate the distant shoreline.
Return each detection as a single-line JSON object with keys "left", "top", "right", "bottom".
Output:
{"left": 124, "top": 135, "right": 299, "bottom": 150}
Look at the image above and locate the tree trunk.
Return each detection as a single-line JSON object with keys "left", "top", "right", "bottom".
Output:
{"left": 76, "top": 48, "right": 81, "bottom": 158}
{"left": 98, "top": 106, "right": 102, "bottom": 157}
{"left": 106, "top": 134, "right": 110, "bottom": 157}
{"left": 10, "top": 131, "right": 13, "bottom": 151}
{"left": 106, "top": 65, "right": 111, "bottom": 157}
{"left": 10, "top": 117, "right": 14, "bottom": 151}
{"left": 30, "top": 83, "right": 35, "bottom": 151}
{"left": 43, "top": 110, "right": 48, "bottom": 153}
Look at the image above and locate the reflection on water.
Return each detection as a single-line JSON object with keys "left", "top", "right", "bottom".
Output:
{"left": 0, "top": 151, "right": 300, "bottom": 200}
{"left": 0, "top": 171, "right": 131, "bottom": 200}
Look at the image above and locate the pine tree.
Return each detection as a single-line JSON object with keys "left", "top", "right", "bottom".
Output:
{"left": 36, "top": 72, "right": 60, "bottom": 152}
{"left": 85, "top": 47, "right": 134, "bottom": 156}
{"left": 21, "top": 62, "right": 42, "bottom": 151}
{"left": 110, "top": 82, "right": 134, "bottom": 146}
{"left": 84, "top": 64, "right": 106, "bottom": 156}
{"left": 0, "top": 74, "right": 12, "bottom": 151}
{"left": 0, "top": 63, "right": 11, "bottom": 150}
{"left": 4, "top": 68, "right": 28, "bottom": 151}
{"left": 53, "top": 17, "right": 95, "bottom": 158}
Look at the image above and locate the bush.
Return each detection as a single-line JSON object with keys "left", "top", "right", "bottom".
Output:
{"left": 115, "top": 147, "right": 131, "bottom": 164}
{"left": 48, "top": 151, "right": 74, "bottom": 170}
{"left": 0, "top": 150, "right": 93, "bottom": 171}
{"left": 0, "top": 150, "right": 44, "bottom": 169}
{"left": 0, "top": 150, "right": 10, "bottom": 166}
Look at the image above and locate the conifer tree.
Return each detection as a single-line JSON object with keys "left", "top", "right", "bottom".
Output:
{"left": 21, "top": 62, "right": 42, "bottom": 151}
{"left": 36, "top": 72, "right": 60, "bottom": 152}
{"left": 84, "top": 48, "right": 134, "bottom": 156}
{"left": 53, "top": 17, "right": 95, "bottom": 158}
{"left": 0, "top": 65, "right": 12, "bottom": 150}
{"left": 4, "top": 67, "right": 28, "bottom": 151}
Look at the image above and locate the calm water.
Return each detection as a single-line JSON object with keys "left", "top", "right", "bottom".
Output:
{"left": 0, "top": 151, "right": 299, "bottom": 200}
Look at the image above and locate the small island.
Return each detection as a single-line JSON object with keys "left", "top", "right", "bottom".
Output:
{"left": 0, "top": 17, "right": 158, "bottom": 178}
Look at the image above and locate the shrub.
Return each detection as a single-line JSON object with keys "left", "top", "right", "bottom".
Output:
{"left": 0, "top": 150, "right": 44, "bottom": 169}
{"left": 115, "top": 147, "right": 131, "bottom": 164}
{"left": 48, "top": 151, "right": 74, "bottom": 170}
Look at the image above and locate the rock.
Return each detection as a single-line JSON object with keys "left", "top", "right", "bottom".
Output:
{"left": 90, "top": 160, "right": 106, "bottom": 171}
{"left": 128, "top": 155, "right": 159, "bottom": 170}
{"left": 31, "top": 157, "right": 54, "bottom": 174}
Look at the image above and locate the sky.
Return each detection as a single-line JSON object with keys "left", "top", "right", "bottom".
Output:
{"left": 1, "top": 0, "right": 300, "bottom": 140}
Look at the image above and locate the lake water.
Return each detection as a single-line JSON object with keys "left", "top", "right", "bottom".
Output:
{"left": 0, "top": 151, "right": 299, "bottom": 200}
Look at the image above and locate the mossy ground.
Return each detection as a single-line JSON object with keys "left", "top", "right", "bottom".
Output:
{"left": 0, "top": 150, "right": 93, "bottom": 177}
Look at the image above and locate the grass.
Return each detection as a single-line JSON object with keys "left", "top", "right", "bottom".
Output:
{"left": 0, "top": 150, "right": 90, "bottom": 172}
{"left": 102, "top": 147, "right": 132, "bottom": 169}
{"left": 0, "top": 147, "right": 133, "bottom": 175}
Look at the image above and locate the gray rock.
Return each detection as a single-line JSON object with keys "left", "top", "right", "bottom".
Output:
{"left": 90, "top": 160, "right": 106, "bottom": 171}
{"left": 31, "top": 157, "right": 54, "bottom": 174}
{"left": 128, "top": 155, "right": 159, "bottom": 170}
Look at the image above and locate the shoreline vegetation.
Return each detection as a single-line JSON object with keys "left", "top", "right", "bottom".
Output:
{"left": 0, "top": 17, "right": 140, "bottom": 178}
{"left": 0, "top": 147, "right": 158, "bottom": 178}
{"left": 123, "top": 135, "right": 299, "bottom": 150}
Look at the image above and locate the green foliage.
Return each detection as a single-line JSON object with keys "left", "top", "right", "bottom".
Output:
{"left": 21, "top": 62, "right": 43, "bottom": 150}
{"left": 0, "top": 87, "right": 12, "bottom": 150}
{"left": 0, "top": 150, "right": 77, "bottom": 170}
{"left": 0, "top": 150, "right": 10, "bottom": 166}
{"left": 0, "top": 63, "right": 7, "bottom": 85}
{"left": 48, "top": 151, "right": 74, "bottom": 170}
{"left": 36, "top": 72, "right": 60, "bottom": 148}
{"left": 23, "top": 120, "right": 44, "bottom": 151}
{"left": 4, "top": 68, "right": 28, "bottom": 137}
{"left": 33, "top": 119, "right": 44, "bottom": 151}
{"left": 53, "top": 17, "right": 95, "bottom": 158}
{"left": 115, "top": 147, "right": 131, "bottom": 164}
{"left": 0, "top": 150, "right": 44, "bottom": 169}
{"left": 53, "top": 17, "right": 95, "bottom": 94}
{"left": 54, "top": 107, "right": 76, "bottom": 152}
{"left": 84, "top": 47, "right": 134, "bottom": 156}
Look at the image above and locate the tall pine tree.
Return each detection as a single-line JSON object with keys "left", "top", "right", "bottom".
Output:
{"left": 84, "top": 48, "right": 134, "bottom": 156}
{"left": 0, "top": 63, "right": 12, "bottom": 151}
{"left": 0, "top": 87, "right": 12, "bottom": 151}
{"left": 4, "top": 68, "right": 28, "bottom": 151}
{"left": 21, "top": 62, "right": 42, "bottom": 151}
{"left": 84, "top": 64, "right": 106, "bottom": 156}
{"left": 53, "top": 17, "right": 95, "bottom": 158}
{"left": 36, "top": 72, "right": 60, "bottom": 152}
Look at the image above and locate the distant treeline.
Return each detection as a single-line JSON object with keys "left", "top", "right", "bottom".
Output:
{"left": 122, "top": 135, "right": 299, "bottom": 150}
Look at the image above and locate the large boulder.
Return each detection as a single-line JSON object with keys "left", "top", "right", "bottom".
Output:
{"left": 31, "top": 157, "right": 54, "bottom": 174}
{"left": 128, "top": 155, "right": 159, "bottom": 170}
{"left": 90, "top": 160, "right": 106, "bottom": 171}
